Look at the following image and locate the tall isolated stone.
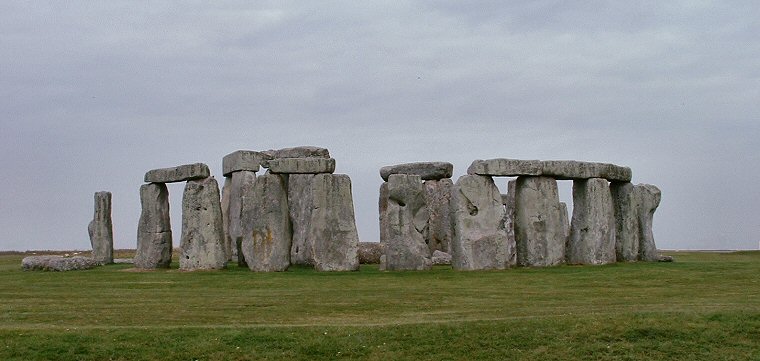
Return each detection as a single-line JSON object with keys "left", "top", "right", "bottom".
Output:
{"left": 241, "top": 173, "right": 292, "bottom": 272}
{"left": 635, "top": 184, "right": 661, "bottom": 261}
{"left": 134, "top": 183, "right": 172, "bottom": 269}
{"left": 288, "top": 174, "right": 316, "bottom": 265}
{"left": 88, "top": 191, "right": 113, "bottom": 264}
{"left": 450, "top": 175, "right": 510, "bottom": 270}
{"left": 309, "top": 174, "right": 360, "bottom": 271}
{"left": 424, "top": 178, "right": 453, "bottom": 254}
{"left": 379, "top": 174, "right": 431, "bottom": 271}
{"left": 179, "top": 177, "right": 227, "bottom": 270}
{"left": 514, "top": 176, "right": 566, "bottom": 267}
{"left": 567, "top": 178, "right": 616, "bottom": 265}
{"left": 611, "top": 182, "right": 640, "bottom": 262}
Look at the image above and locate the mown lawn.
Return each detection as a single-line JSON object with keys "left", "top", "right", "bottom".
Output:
{"left": 0, "top": 251, "right": 758, "bottom": 360}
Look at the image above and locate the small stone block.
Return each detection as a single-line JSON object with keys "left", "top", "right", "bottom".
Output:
{"left": 144, "top": 163, "right": 210, "bottom": 183}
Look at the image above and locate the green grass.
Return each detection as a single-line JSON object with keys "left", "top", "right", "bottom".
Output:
{"left": 1, "top": 251, "right": 758, "bottom": 360}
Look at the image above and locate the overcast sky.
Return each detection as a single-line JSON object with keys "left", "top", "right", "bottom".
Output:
{"left": 2, "top": 1, "right": 759, "bottom": 251}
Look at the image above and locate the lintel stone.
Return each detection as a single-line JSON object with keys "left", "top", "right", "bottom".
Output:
{"left": 379, "top": 162, "right": 453, "bottom": 182}
{"left": 144, "top": 163, "right": 210, "bottom": 183}
{"left": 222, "top": 150, "right": 268, "bottom": 176}
{"left": 467, "top": 158, "right": 631, "bottom": 182}
{"left": 266, "top": 158, "right": 336, "bottom": 174}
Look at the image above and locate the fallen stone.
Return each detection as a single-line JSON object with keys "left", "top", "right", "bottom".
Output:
{"left": 658, "top": 255, "right": 674, "bottom": 262}
{"left": 88, "top": 191, "right": 113, "bottom": 264}
{"left": 514, "top": 176, "right": 566, "bottom": 267}
{"left": 266, "top": 158, "right": 336, "bottom": 174}
{"left": 379, "top": 174, "right": 431, "bottom": 271}
{"left": 467, "top": 159, "right": 543, "bottom": 177}
{"left": 379, "top": 162, "right": 453, "bottom": 182}
{"left": 635, "top": 184, "right": 662, "bottom": 262}
{"left": 567, "top": 178, "right": 616, "bottom": 265}
{"left": 611, "top": 182, "right": 640, "bottom": 262}
{"left": 266, "top": 146, "right": 330, "bottom": 159}
{"left": 227, "top": 171, "right": 257, "bottom": 266}
{"left": 222, "top": 150, "right": 268, "bottom": 176}
{"left": 113, "top": 258, "right": 134, "bottom": 264}
{"left": 424, "top": 179, "right": 454, "bottom": 254}
{"left": 358, "top": 242, "right": 383, "bottom": 264}
{"left": 450, "top": 175, "right": 510, "bottom": 270}
{"left": 22, "top": 256, "right": 99, "bottom": 271}
{"left": 144, "top": 163, "right": 210, "bottom": 183}
{"left": 134, "top": 183, "right": 172, "bottom": 269}
{"left": 308, "top": 174, "right": 360, "bottom": 271}
{"left": 466, "top": 159, "right": 631, "bottom": 182}
{"left": 431, "top": 250, "right": 452, "bottom": 265}
{"left": 240, "top": 173, "right": 292, "bottom": 272}
{"left": 288, "top": 174, "right": 316, "bottom": 266}
{"left": 179, "top": 177, "right": 227, "bottom": 271}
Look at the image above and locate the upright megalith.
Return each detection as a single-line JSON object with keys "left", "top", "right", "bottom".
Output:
{"left": 424, "top": 178, "right": 453, "bottom": 254}
{"left": 635, "top": 184, "right": 661, "bottom": 262}
{"left": 179, "top": 177, "right": 227, "bottom": 271}
{"left": 450, "top": 175, "right": 510, "bottom": 270}
{"left": 289, "top": 174, "right": 316, "bottom": 265}
{"left": 514, "top": 176, "right": 566, "bottom": 267}
{"left": 308, "top": 174, "right": 360, "bottom": 271}
{"left": 567, "top": 178, "right": 616, "bottom": 265}
{"left": 88, "top": 191, "right": 113, "bottom": 264}
{"left": 611, "top": 182, "right": 640, "bottom": 262}
{"left": 227, "top": 170, "right": 257, "bottom": 265}
{"left": 241, "top": 173, "right": 292, "bottom": 272}
{"left": 379, "top": 174, "right": 431, "bottom": 271}
{"left": 135, "top": 183, "right": 172, "bottom": 269}
{"left": 504, "top": 180, "right": 517, "bottom": 266}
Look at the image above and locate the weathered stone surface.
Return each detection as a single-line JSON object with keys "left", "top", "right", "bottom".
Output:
{"left": 380, "top": 162, "right": 453, "bottom": 182}
{"left": 424, "top": 179, "right": 453, "bottom": 254}
{"left": 309, "top": 174, "right": 360, "bottom": 271}
{"left": 22, "top": 256, "right": 99, "bottom": 271}
{"left": 378, "top": 182, "right": 390, "bottom": 244}
{"left": 567, "top": 178, "right": 616, "bottom": 265}
{"left": 144, "top": 163, "right": 210, "bottom": 183}
{"left": 266, "top": 158, "right": 336, "bottom": 174}
{"left": 358, "top": 242, "right": 383, "bottom": 264}
{"left": 431, "top": 250, "right": 452, "bottom": 265}
{"left": 113, "top": 258, "right": 134, "bottom": 264}
{"left": 222, "top": 150, "right": 268, "bottom": 176}
{"left": 635, "top": 184, "right": 662, "bottom": 262}
{"left": 88, "top": 191, "right": 113, "bottom": 264}
{"left": 611, "top": 182, "right": 640, "bottom": 262}
{"left": 221, "top": 177, "right": 232, "bottom": 261}
{"left": 241, "top": 173, "right": 292, "bottom": 271}
{"left": 267, "top": 146, "right": 330, "bottom": 159}
{"left": 559, "top": 202, "right": 571, "bottom": 247}
{"left": 466, "top": 159, "right": 631, "bottom": 182}
{"left": 504, "top": 180, "right": 517, "bottom": 266}
{"left": 179, "top": 177, "right": 227, "bottom": 271}
{"left": 450, "top": 175, "right": 510, "bottom": 270}
{"left": 379, "top": 174, "right": 431, "bottom": 271}
{"left": 288, "top": 174, "right": 316, "bottom": 265}
{"left": 227, "top": 171, "right": 257, "bottom": 266}
{"left": 134, "top": 183, "right": 172, "bottom": 269}
{"left": 514, "top": 176, "right": 566, "bottom": 267}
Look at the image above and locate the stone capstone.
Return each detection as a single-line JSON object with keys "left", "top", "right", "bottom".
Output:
{"left": 379, "top": 174, "right": 431, "bottom": 271}
{"left": 308, "top": 174, "right": 360, "bottom": 271}
{"left": 240, "top": 173, "right": 292, "bottom": 272}
{"left": 514, "top": 176, "right": 566, "bottom": 267}
{"left": 567, "top": 178, "right": 616, "bottom": 265}
{"left": 144, "top": 163, "right": 210, "bottom": 183}
{"left": 266, "top": 158, "right": 336, "bottom": 174}
{"left": 379, "top": 162, "right": 454, "bottom": 182}
{"left": 450, "top": 175, "right": 510, "bottom": 270}
{"left": 22, "top": 256, "right": 99, "bottom": 271}
{"left": 134, "top": 183, "right": 172, "bottom": 269}
{"left": 611, "top": 182, "right": 641, "bottom": 262}
{"left": 467, "top": 159, "right": 631, "bottom": 182}
{"left": 222, "top": 150, "right": 268, "bottom": 176}
{"left": 431, "top": 250, "right": 452, "bottom": 265}
{"left": 266, "top": 146, "right": 330, "bottom": 159}
{"left": 424, "top": 179, "right": 454, "bottom": 254}
{"left": 179, "top": 177, "right": 227, "bottom": 271}
{"left": 635, "top": 184, "right": 662, "bottom": 262}
{"left": 88, "top": 191, "right": 113, "bottom": 264}
{"left": 467, "top": 159, "right": 543, "bottom": 177}
{"left": 358, "top": 242, "right": 383, "bottom": 264}
{"left": 288, "top": 174, "right": 316, "bottom": 265}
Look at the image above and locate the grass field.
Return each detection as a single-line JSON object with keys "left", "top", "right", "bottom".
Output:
{"left": 1, "top": 251, "right": 758, "bottom": 360}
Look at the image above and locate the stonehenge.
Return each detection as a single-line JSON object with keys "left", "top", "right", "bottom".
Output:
{"left": 88, "top": 191, "right": 113, "bottom": 264}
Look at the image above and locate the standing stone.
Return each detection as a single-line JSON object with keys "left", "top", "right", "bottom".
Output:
{"left": 567, "top": 178, "right": 616, "bottom": 265}
{"left": 424, "top": 179, "right": 453, "bottom": 254}
{"left": 228, "top": 171, "right": 257, "bottom": 266}
{"left": 611, "top": 182, "right": 640, "bottom": 262}
{"left": 309, "top": 174, "right": 360, "bottom": 271}
{"left": 221, "top": 177, "right": 232, "bottom": 261}
{"left": 635, "top": 184, "right": 662, "bottom": 262}
{"left": 134, "top": 183, "right": 172, "bottom": 269}
{"left": 289, "top": 174, "right": 316, "bottom": 265}
{"left": 559, "top": 202, "right": 571, "bottom": 247}
{"left": 179, "top": 177, "right": 227, "bottom": 270}
{"left": 514, "top": 176, "right": 565, "bottom": 267}
{"left": 450, "top": 175, "right": 510, "bottom": 270}
{"left": 379, "top": 174, "right": 431, "bottom": 271}
{"left": 378, "top": 182, "right": 390, "bottom": 245}
{"left": 241, "top": 173, "right": 291, "bottom": 272}
{"left": 504, "top": 180, "right": 517, "bottom": 266}
{"left": 88, "top": 191, "right": 113, "bottom": 264}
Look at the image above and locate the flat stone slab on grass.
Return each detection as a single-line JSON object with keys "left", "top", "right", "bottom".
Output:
{"left": 222, "top": 150, "right": 268, "bottom": 176}
{"left": 379, "top": 162, "right": 454, "bottom": 181}
{"left": 266, "top": 158, "right": 336, "bottom": 174}
{"left": 22, "top": 256, "right": 100, "bottom": 271}
{"left": 468, "top": 159, "right": 631, "bottom": 182}
{"left": 144, "top": 163, "right": 211, "bottom": 183}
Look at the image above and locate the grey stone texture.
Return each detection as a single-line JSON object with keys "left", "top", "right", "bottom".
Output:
{"left": 379, "top": 162, "right": 454, "bottom": 182}
{"left": 144, "top": 163, "right": 210, "bottom": 183}
{"left": 240, "top": 173, "right": 292, "bottom": 272}
{"left": 22, "top": 256, "right": 100, "bottom": 271}
{"left": 635, "top": 184, "right": 662, "bottom": 262}
{"left": 226, "top": 171, "right": 257, "bottom": 266}
{"left": 88, "top": 191, "right": 113, "bottom": 264}
{"left": 424, "top": 179, "right": 454, "bottom": 254}
{"left": 379, "top": 174, "right": 432, "bottom": 271}
{"left": 267, "top": 146, "right": 330, "bottom": 159}
{"left": 221, "top": 177, "right": 232, "bottom": 260}
{"left": 308, "top": 174, "right": 360, "bottom": 271}
{"left": 467, "top": 159, "right": 631, "bottom": 182}
{"left": 514, "top": 176, "right": 566, "bottom": 267}
{"left": 611, "top": 182, "right": 641, "bottom": 262}
{"left": 266, "top": 158, "right": 336, "bottom": 174}
{"left": 504, "top": 180, "right": 518, "bottom": 266}
{"left": 288, "top": 174, "right": 316, "bottom": 265}
{"left": 358, "top": 242, "right": 383, "bottom": 264}
{"left": 450, "top": 175, "right": 510, "bottom": 270}
{"left": 431, "top": 250, "right": 452, "bottom": 265}
{"left": 134, "top": 183, "right": 172, "bottom": 269}
{"left": 378, "top": 182, "right": 390, "bottom": 245}
{"left": 559, "top": 202, "right": 571, "bottom": 247}
{"left": 179, "top": 177, "right": 227, "bottom": 271}
{"left": 222, "top": 150, "right": 267, "bottom": 176}
{"left": 567, "top": 178, "right": 616, "bottom": 265}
